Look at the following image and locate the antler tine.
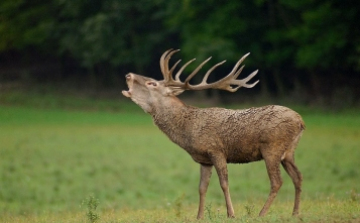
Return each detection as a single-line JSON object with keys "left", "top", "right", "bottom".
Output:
{"left": 169, "top": 59, "right": 182, "bottom": 75}
{"left": 231, "top": 70, "right": 259, "bottom": 88}
{"left": 225, "top": 53, "right": 249, "bottom": 79}
{"left": 160, "top": 48, "right": 198, "bottom": 87}
{"left": 165, "top": 49, "right": 180, "bottom": 72}
{"left": 215, "top": 52, "right": 250, "bottom": 82}
{"left": 200, "top": 60, "right": 226, "bottom": 84}
{"left": 160, "top": 49, "right": 173, "bottom": 75}
{"left": 184, "top": 57, "right": 212, "bottom": 83}
{"left": 165, "top": 49, "right": 180, "bottom": 79}
{"left": 160, "top": 49, "right": 180, "bottom": 82}
{"left": 174, "top": 58, "right": 196, "bottom": 81}
{"left": 221, "top": 69, "right": 259, "bottom": 92}
{"left": 211, "top": 53, "right": 250, "bottom": 83}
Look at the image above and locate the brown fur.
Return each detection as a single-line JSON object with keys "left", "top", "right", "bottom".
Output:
{"left": 123, "top": 71, "right": 304, "bottom": 218}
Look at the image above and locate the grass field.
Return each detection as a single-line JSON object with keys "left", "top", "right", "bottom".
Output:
{"left": 0, "top": 92, "right": 359, "bottom": 222}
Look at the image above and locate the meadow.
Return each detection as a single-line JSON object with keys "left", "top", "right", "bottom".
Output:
{"left": 0, "top": 91, "right": 359, "bottom": 222}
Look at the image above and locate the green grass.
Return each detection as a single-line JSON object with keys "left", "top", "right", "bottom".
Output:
{"left": 0, "top": 92, "right": 360, "bottom": 222}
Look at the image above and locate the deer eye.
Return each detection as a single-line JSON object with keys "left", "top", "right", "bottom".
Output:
{"left": 147, "top": 81, "right": 157, "bottom": 87}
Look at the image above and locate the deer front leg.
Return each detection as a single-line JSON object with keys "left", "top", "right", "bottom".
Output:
{"left": 211, "top": 154, "right": 235, "bottom": 218}
{"left": 197, "top": 164, "right": 213, "bottom": 219}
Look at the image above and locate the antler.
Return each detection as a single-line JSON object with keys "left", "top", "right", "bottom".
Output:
{"left": 159, "top": 49, "right": 259, "bottom": 92}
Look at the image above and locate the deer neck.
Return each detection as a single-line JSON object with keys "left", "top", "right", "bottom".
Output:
{"left": 151, "top": 96, "right": 193, "bottom": 142}
{"left": 151, "top": 96, "right": 188, "bottom": 123}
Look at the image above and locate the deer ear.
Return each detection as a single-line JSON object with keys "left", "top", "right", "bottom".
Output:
{"left": 146, "top": 81, "right": 158, "bottom": 87}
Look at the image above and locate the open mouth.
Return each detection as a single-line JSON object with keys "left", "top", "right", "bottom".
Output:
{"left": 122, "top": 74, "right": 133, "bottom": 98}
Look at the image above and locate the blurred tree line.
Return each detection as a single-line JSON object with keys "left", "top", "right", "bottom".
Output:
{"left": 0, "top": 0, "right": 359, "bottom": 105}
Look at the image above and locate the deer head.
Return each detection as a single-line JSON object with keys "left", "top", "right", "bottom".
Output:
{"left": 122, "top": 49, "right": 259, "bottom": 113}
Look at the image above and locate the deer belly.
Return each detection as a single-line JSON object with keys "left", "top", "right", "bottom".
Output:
{"left": 226, "top": 148, "right": 263, "bottom": 164}
{"left": 185, "top": 150, "right": 213, "bottom": 165}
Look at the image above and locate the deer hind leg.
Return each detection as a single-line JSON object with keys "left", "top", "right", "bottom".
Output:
{"left": 281, "top": 152, "right": 302, "bottom": 216}
{"left": 259, "top": 155, "right": 283, "bottom": 216}
{"left": 197, "top": 164, "right": 213, "bottom": 219}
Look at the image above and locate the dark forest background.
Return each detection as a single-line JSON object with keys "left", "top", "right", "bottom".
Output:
{"left": 0, "top": 0, "right": 359, "bottom": 107}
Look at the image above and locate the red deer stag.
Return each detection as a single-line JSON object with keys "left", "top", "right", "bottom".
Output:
{"left": 122, "top": 49, "right": 304, "bottom": 218}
